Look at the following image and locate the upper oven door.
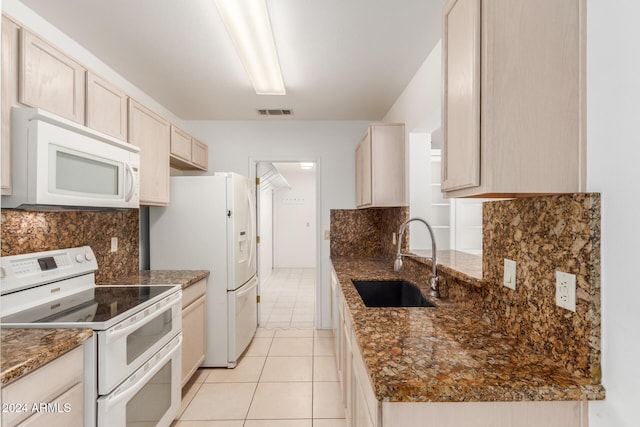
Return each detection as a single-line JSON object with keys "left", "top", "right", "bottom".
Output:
{"left": 97, "top": 290, "right": 181, "bottom": 395}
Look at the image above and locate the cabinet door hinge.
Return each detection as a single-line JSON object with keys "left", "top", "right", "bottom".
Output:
{"left": 256, "top": 295, "right": 261, "bottom": 303}
{"left": 256, "top": 235, "right": 260, "bottom": 244}
{"left": 255, "top": 177, "right": 260, "bottom": 185}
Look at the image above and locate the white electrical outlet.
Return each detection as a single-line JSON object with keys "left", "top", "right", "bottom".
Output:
{"left": 110, "top": 237, "right": 118, "bottom": 253}
{"left": 324, "top": 230, "right": 330, "bottom": 240}
{"left": 503, "top": 259, "right": 516, "bottom": 290}
{"left": 555, "top": 271, "right": 576, "bottom": 312}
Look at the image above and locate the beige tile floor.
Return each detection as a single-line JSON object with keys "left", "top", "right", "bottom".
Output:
{"left": 259, "top": 268, "right": 316, "bottom": 329}
{"left": 172, "top": 269, "right": 347, "bottom": 426}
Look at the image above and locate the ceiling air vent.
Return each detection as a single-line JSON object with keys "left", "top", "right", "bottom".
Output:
{"left": 257, "top": 109, "right": 293, "bottom": 116}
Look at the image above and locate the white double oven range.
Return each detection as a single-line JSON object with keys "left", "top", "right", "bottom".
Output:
{"left": 1, "top": 246, "right": 182, "bottom": 427}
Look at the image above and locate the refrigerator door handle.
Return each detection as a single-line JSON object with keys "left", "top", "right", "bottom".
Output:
{"left": 247, "top": 188, "right": 255, "bottom": 268}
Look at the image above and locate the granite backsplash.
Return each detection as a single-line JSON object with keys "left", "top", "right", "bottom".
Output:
{"left": 481, "top": 193, "right": 601, "bottom": 382}
{"left": 1, "top": 209, "right": 139, "bottom": 283}
{"left": 330, "top": 193, "right": 602, "bottom": 383}
{"left": 330, "top": 207, "right": 409, "bottom": 259}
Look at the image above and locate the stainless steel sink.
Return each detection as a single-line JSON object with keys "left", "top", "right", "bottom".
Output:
{"left": 351, "top": 280, "right": 436, "bottom": 308}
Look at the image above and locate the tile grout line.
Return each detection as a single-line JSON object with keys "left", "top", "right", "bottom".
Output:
{"left": 243, "top": 331, "right": 274, "bottom": 423}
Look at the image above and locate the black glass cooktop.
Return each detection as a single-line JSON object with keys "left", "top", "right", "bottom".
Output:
{"left": 1, "top": 285, "right": 179, "bottom": 330}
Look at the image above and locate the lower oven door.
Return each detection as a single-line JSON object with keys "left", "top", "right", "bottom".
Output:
{"left": 97, "top": 333, "right": 182, "bottom": 427}
{"left": 97, "top": 290, "right": 182, "bottom": 394}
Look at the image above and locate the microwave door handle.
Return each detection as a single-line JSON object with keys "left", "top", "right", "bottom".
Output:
{"left": 125, "top": 163, "right": 135, "bottom": 202}
{"left": 100, "top": 335, "right": 181, "bottom": 412}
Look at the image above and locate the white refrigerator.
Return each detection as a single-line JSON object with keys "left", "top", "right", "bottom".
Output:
{"left": 150, "top": 173, "right": 257, "bottom": 368}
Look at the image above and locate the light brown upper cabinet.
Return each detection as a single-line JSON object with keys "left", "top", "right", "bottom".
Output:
{"left": 355, "top": 123, "right": 406, "bottom": 208}
{"left": 1, "top": 16, "right": 20, "bottom": 195}
{"left": 442, "top": 0, "right": 586, "bottom": 198}
{"left": 170, "top": 125, "right": 192, "bottom": 163}
{"left": 128, "top": 99, "right": 171, "bottom": 206}
{"left": 86, "top": 72, "right": 128, "bottom": 140}
{"left": 20, "top": 30, "right": 86, "bottom": 124}
{"left": 191, "top": 138, "right": 208, "bottom": 170}
{"left": 170, "top": 126, "right": 209, "bottom": 171}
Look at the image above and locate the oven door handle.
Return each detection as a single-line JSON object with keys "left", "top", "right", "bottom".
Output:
{"left": 100, "top": 334, "right": 181, "bottom": 412}
{"left": 105, "top": 291, "right": 181, "bottom": 344}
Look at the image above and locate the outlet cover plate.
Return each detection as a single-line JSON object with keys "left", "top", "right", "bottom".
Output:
{"left": 555, "top": 271, "right": 576, "bottom": 312}
{"left": 503, "top": 259, "right": 516, "bottom": 290}
{"left": 110, "top": 237, "right": 118, "bottom": 253}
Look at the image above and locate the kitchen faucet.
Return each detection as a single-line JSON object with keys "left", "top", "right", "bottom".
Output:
{"left": 394, "top": 217, "right": 440, "bottom": 298}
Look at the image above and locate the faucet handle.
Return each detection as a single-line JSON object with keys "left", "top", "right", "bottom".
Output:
{"left": 429, "top": 276, "right": 440, "bottom": 298}
{"left": 393, "top": 256, "right": 403, "bottom": 272}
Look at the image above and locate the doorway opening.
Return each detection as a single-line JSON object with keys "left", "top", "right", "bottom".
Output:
{"left": 254, "top": 160, "right": 318, "bottom": 328}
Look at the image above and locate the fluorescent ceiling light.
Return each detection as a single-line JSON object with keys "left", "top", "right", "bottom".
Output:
{"left": 300, "top": 162, "right": 314, "bottom": 169}
{"left": 214, "top": 0, "right": 286, "bottom": 95}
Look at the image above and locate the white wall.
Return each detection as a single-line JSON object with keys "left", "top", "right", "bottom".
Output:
{"left": 183, "top": 120, "right": 369, "bottom": 328}
{"left": 385, "top": 42, "right": 444, "bottom": 252}
{"left": 383, "top": 40, "right": 442, "bottom": 134}
{"left": 273, "top": 168, "right": 316, "bottom": 268}
{"left": 409, "top": 132, "right": 435, "bottom": 250}
{"left": 586, "top": 1, "right": 640, "bottom": 425}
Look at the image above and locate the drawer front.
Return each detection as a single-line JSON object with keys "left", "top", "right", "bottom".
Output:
{"left": 17, "top": 382, "right": 84, "bottom": 427}
{"left": 182, "top": 278, "right": 207, "bottom": 308}
{"left": 1, "top": 346, "right": 84, "bottom": 426}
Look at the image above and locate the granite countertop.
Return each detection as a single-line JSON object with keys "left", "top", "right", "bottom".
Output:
{"left": 331, "top": 257, "right": 605, "bottom": 403}
{"left": 1, "top": 328, "right": 93, "bottom": 386}
{"left": 98, "top": 269, "right": 210, "bottom": 289}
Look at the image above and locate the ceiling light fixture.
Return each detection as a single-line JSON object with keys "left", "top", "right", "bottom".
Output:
{"left": 214, "top": 0, "right": 286, "bottom": 95}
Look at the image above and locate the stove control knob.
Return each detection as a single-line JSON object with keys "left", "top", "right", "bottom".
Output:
{"left": 85, "top": 252, "right": 94, "bottom": 262}
{"left": 75, "top": 254, "right": 84, "bottom": 263}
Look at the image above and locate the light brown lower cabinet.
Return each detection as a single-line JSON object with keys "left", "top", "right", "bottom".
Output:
{"left": 0, "top": 345, "right": 84, "bottom": 427}
{"left": 181, "top": 278, "right": 207, "bottom": 386}
{"left": 380, "top": 400, "right": 588, "bottom": 427}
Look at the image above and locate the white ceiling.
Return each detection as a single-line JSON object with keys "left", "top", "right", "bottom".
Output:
{"left": 17, "top": 0, "right": 444, "bottom": 121}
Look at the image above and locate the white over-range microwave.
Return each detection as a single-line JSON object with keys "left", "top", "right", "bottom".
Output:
{"left": 2, "top": 107, "right": 140, "bottom": 210}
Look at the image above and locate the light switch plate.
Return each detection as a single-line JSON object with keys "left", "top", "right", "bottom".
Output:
{"left": 110, "top": 237, "right": 118, "bottom": 253}
{"left": 555, "top": 271, "right": 576, "bottom": 312}
{"left": 503, "top": 259, "right": 516, "bottom": 290}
